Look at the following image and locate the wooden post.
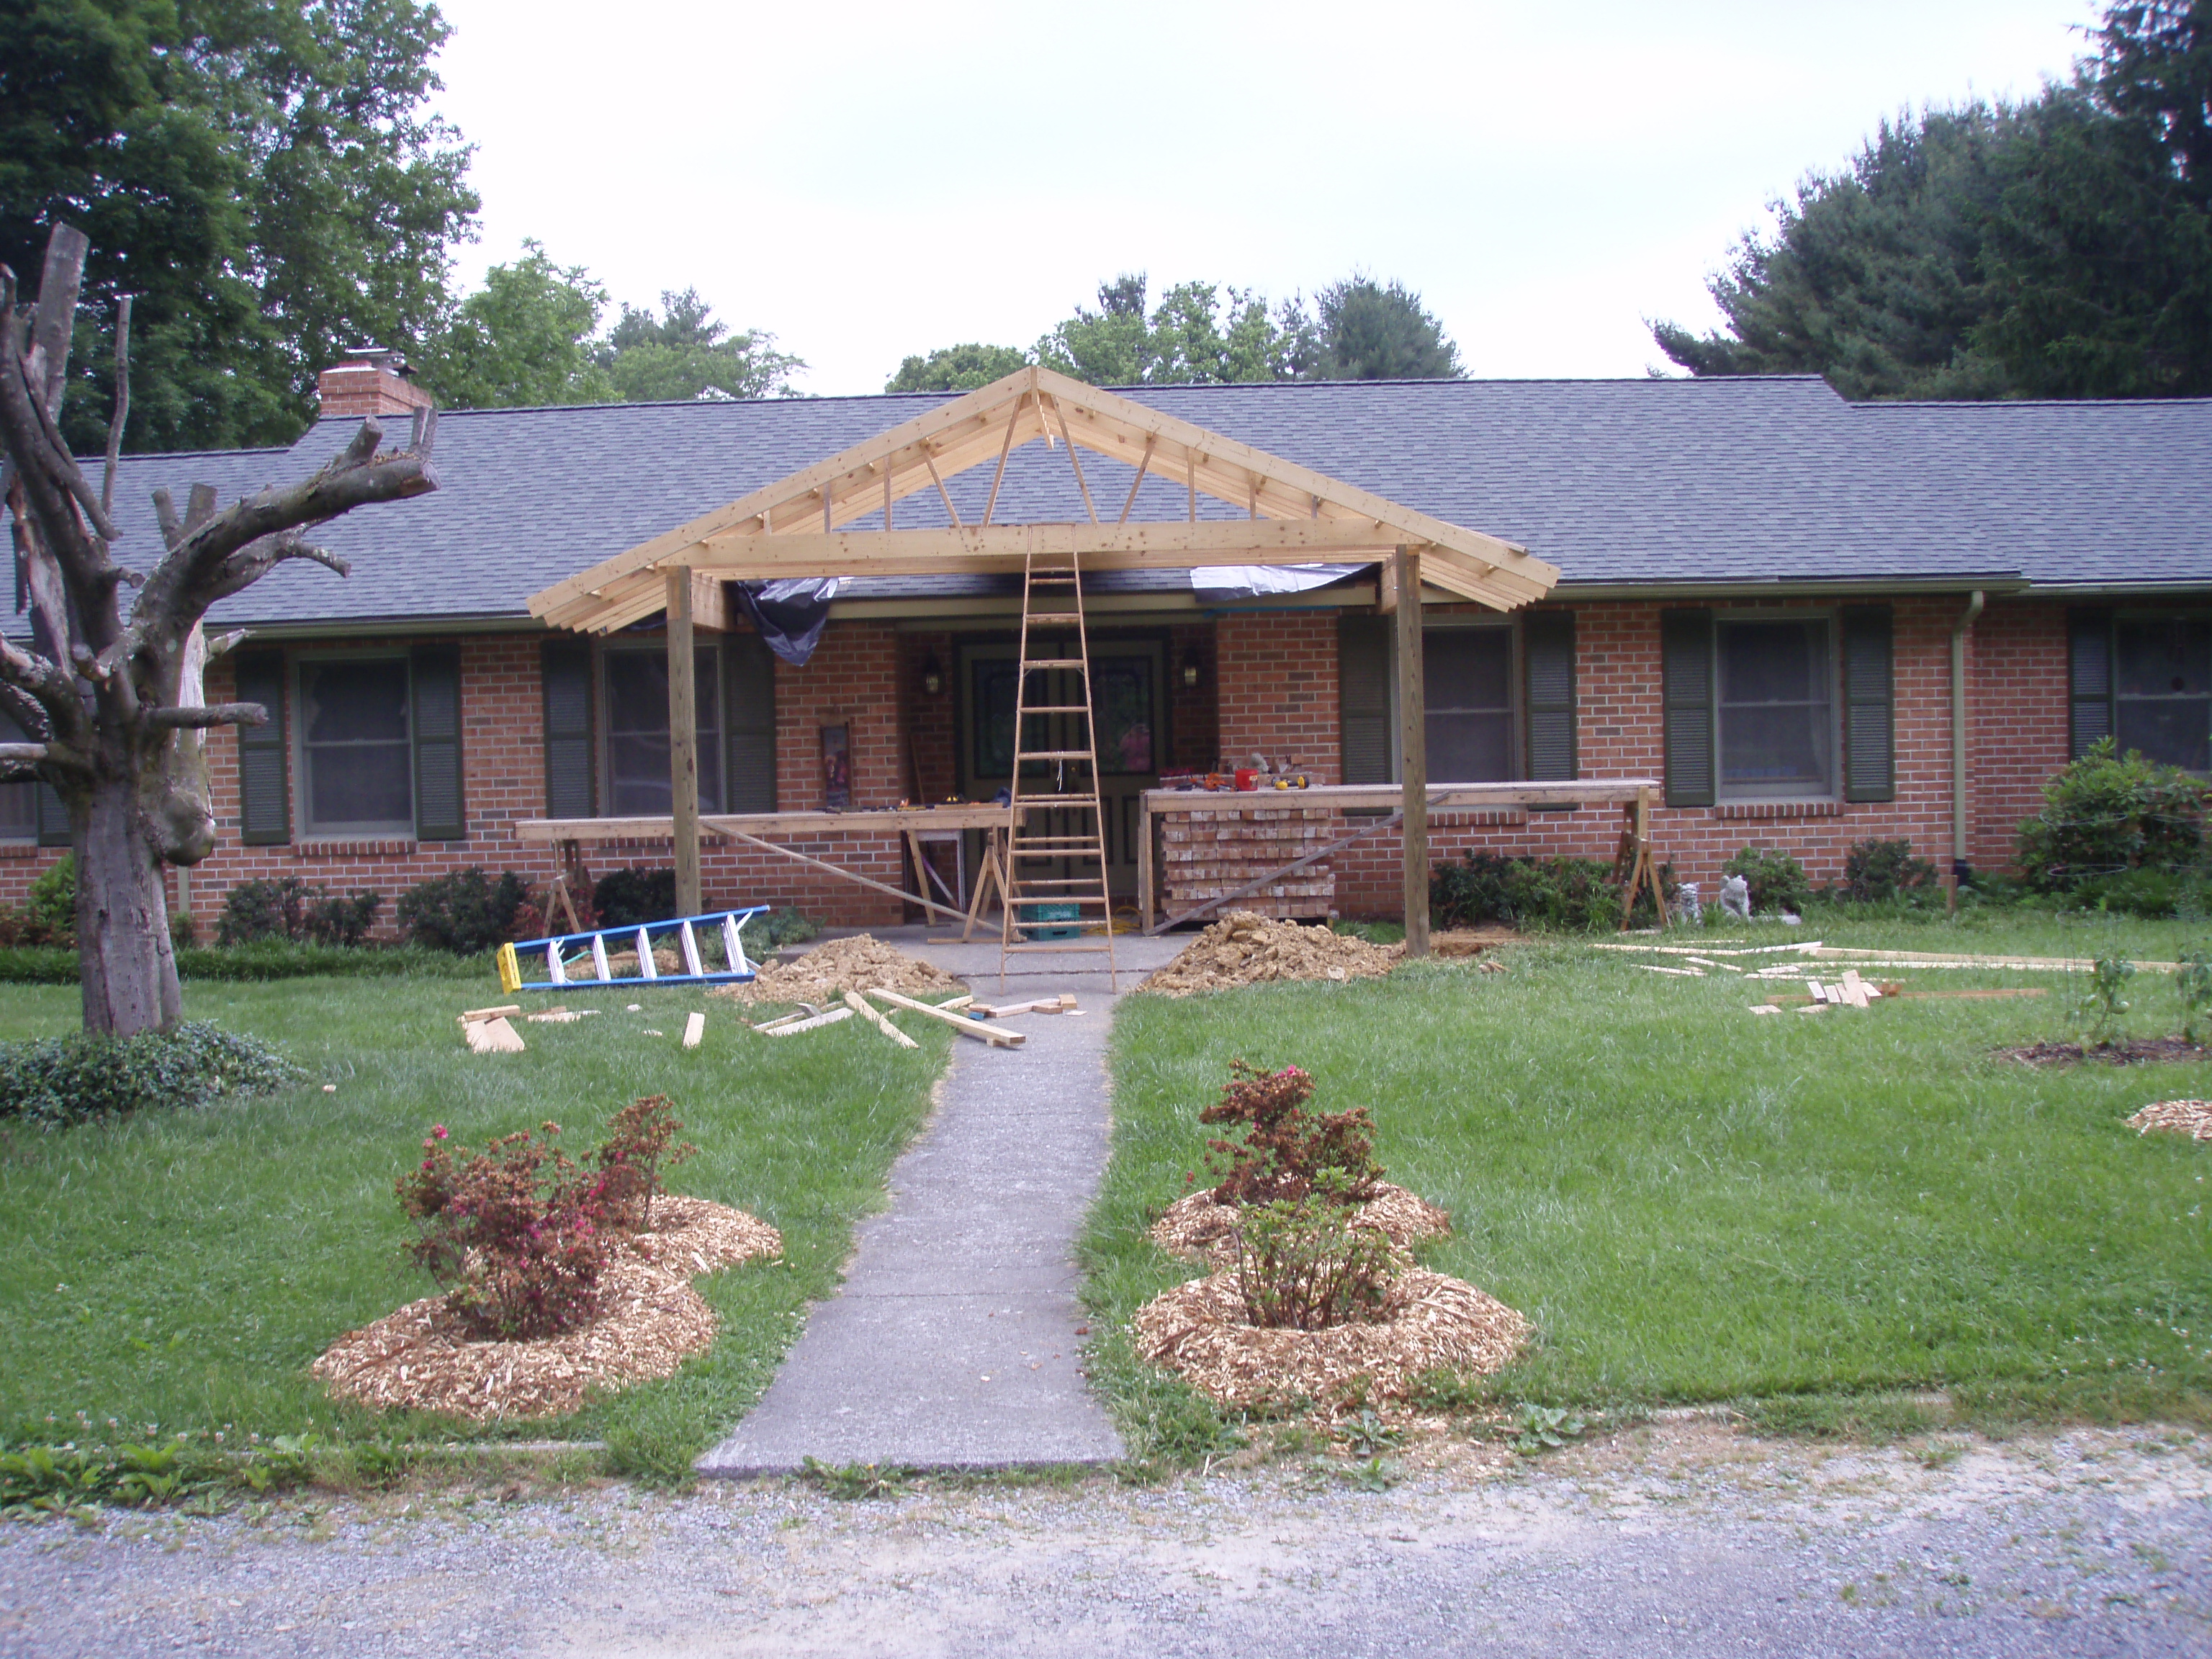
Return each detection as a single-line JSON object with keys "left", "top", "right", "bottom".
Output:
{"left": 1394, "top": 545, "right": 1429, "bottom": 958}
{"left": 667, "top": 567, "right": 702, "bottom": 920}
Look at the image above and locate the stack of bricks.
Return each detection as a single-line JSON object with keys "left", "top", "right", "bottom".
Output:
{"left": 1159, "top": 805, "right": 1336, "bottom": 921}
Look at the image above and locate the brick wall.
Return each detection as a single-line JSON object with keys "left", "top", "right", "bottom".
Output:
{"left": 1217, "top": 611, "right": 1339, "bottom": 781}
{"left": 1969, "top": 598, "right": 2068, "bottom": 869}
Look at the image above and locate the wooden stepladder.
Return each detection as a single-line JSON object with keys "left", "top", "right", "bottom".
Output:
{"left": 998, "top": 547, "right": 1119, "bottom": 989}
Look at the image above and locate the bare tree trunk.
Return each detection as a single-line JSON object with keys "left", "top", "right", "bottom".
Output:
{"left": 76, "top": 773, "right": 181, "bottom": 1034}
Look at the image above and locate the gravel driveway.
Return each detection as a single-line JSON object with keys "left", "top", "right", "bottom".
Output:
{"left": 1, "top": 1422, "right": 2206, "bottom": 1657}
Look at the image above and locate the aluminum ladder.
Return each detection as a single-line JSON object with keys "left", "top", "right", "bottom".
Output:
{"left": 497, "top": 905, "right": 769, "bottom": 994}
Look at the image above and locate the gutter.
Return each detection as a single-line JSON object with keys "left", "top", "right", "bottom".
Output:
{"left": 1951, "top": 588, "right": 1984, "bottom": 880}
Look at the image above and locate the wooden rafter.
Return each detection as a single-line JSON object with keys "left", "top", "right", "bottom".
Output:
{"left": 529, "top": 366, "right": 1560, "bottom": 632}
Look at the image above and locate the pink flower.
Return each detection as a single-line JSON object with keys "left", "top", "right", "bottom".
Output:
{"left": 431, "top": 1125, "right": 449, "bottom": 1140}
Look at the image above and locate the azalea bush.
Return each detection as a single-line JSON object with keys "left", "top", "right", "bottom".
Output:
{"left": 593, "top": 1094, "right": 697, "bottom": 1231}
{"left": 1200, "top": 1060, "right": 1382, "bottom": 1206}
{"left": 1235, "top": 1169, "right": 1394, "bottom": 1331}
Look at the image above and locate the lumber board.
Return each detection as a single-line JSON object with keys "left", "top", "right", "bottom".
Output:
{"left": 513, "top": 804, "right": 1021, "bottom": 842}
{"left": 842, "top": 989, "right": 920, "bottom": 1048}
{"left": 681, "top": 1011, "right": 706, "bottom": 1049}
{"left": 1146, "top": 780, "right": 1659, "bottom": 814}
{"left": 462, "top": 1015, "right": 524, "bottom": 1053}
{"left": 866, "top": 986, "right": 1023, "bottom": 1046}
{"left": 761, "top": 1007, "right": 852, "bottom": 1036}
{"left": 460, "top": 1004, "right": 523, "bottom": 1022}
{"left": 969, "top": 994, "right": 1077, "bottom": 1017}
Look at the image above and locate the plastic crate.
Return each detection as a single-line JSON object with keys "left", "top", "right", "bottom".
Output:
{"left": 1018, "top": 902, "right": 1082, "bottom": 940}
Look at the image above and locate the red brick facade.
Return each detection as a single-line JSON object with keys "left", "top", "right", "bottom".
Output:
{"left": 0, "top": 595, "right": 2127, "bottom": 930}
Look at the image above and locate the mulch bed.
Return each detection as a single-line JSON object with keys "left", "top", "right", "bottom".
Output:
{"left": 1150, "top": 1183, "right": 1452, "bottom": 1265}
{"left": 1999, "top": 1038, "right": 2212, "bottom": 1067}
{"left": 1133, "top": 1267, "right": 1527, "bottom": 1413}
{"left": 312, "top": 1197, "right": 781, "bottom": 1424}
{"left": 2127, "top": 1099, "right": 2212, "bottom": 1140}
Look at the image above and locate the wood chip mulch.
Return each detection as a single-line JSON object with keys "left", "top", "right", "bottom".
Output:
{"left": 708, "top": 934, "right": 966, "bottom": 1007}
{"left": 312, "top": 1197, "right": 781, "bottom": 1424}
{"left": 1999, "top": 1038, "right": 2212, "bottom": 1067}
{"left": 2127, "top": 1099, "right": 2212, "bottom": 1140}
{"left": 1132, "top": 1267, "right": 1528, "bottom": 1413}
{"left": 1138, "top": 911, "right": 1402, "bottom": 996}
{"left": 1149, "top": 1183, "right": 1452, "bottom": 1265}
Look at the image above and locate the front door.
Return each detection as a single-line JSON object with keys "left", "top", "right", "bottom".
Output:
{"left": 960, "top": 637, "right": 1164, "bottom": 899}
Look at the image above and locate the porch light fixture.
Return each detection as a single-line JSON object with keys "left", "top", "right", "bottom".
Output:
{"left": 1180, "top": 649, "right": 1202, "bottom": 690}
{"left": 920, "top": 652, "right": 945, "bottom": 697}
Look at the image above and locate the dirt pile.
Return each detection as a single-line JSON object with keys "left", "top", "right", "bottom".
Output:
{"left": 1138, "top": 912, "right": 1401, "bottom": 996}
{"left": 1150, "top": 1183, "right": 1452, "bottom": 1264}
{"left": 2128, "top": 1099, "right": 2212, "bottom": 1140}
{"left": 1132, "top": 1267, "right": 1527, "bottom": 1413}
{"left": 312, "top": 1197, "right": 780, "bottom": 1423}
{"left": 709, "top": 934, "right": 966, "bottom": 1007}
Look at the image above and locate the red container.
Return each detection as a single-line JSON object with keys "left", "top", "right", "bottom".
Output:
{"left": 1233, "top": 767, "right": 1259, "bottom": 791}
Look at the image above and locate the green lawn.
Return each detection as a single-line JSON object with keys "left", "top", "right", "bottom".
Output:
{"left": 0, "top": 975, "right": 948, "bottom": 1480}
{"left": 1087, "top": 912, "right": 2212, "bottom": 1455}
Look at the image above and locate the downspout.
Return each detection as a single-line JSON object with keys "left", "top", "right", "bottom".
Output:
{"left": 1950, "top": 589, "right": 1985, "bottom": 907}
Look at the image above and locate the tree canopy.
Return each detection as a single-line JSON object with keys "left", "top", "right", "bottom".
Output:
{"left": 3, "top": 0, "right": 478, "bottom": 452}
{"left": 886, "top": 272, "right": 1464, "bottom": 391}
{"left": 1653, "top": 0, "right": 2212, "bottom": 400}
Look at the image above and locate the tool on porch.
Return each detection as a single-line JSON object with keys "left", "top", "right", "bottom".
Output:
{"left": 998, "top": 546, "right": 1120, "bottom": 989}
{"left": 495, "top": 904, "right": 770, "bottom": 994}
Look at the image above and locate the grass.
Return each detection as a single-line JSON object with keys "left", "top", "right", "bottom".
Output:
{"left": 1085, "top": 910, "right": 2212, "bottom": 1460}
{"left": 0, "top": 975, "right": 948, "bottom": 1483}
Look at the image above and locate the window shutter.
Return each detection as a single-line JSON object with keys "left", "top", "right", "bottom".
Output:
{"left": 1523, "top": 610, "right": 1577, "bottom": 782}
{"left": 1339, "top": 615, "right": 1393, "bottom": 784}
{"left": 36, "top": 783, "right": 70, "bottom": 848}
{"left": 1840, "top": 606, "right": 1894, "bottom": 802}
{"left": 540, "top": 639, "right": 595, "bottom": 819}
{"left": 232, "top": 648, "right": 289, "bottom": 845}
{"left": 1661, "top": 610, "right": 1715, "bottom": 807}
{"left": 2068, "top": 609, "right": 2114, "bottom": 759}
{"left": 410, "top": 644, "right": 464, "bottom": 840}
{"left": 724, "top": 631, "right": 777, "bottom": 814}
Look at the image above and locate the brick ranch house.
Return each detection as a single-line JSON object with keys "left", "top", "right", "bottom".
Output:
{"left": 6, "top": 356, "right": 2209, "bottom": 931}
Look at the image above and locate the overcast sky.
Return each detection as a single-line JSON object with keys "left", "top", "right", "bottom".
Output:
{"left": 428, "top": 0, "right": 2098, "bottom": 395}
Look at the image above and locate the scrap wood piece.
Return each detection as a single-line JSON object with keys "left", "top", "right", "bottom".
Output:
{"left": 970, "top": 994, "right": 1078, "bottom": 1017}
{"left": 682, "top": 1011, "right": 706, "bottom": 1049}
{"left": 1634, "top": 963, "right": 1704, "bottom": 977}
{"left": 1812, "top": 946, "right": 2178, "bottom": 974}
{"left": 460, "top": 1004, "right": 521, "bottom": 1024}
{"left": 867, "top": 986, "right": 1024, "bottom": 1046}
{"left": 1593, "top": 941, "right": 1822, "bottom": 957}
{"left": 752, "top": 1004, "right": 822, "bottom": 1033}
{"left": 462, "top": 1015, "right": 525, "bottom": 1053}
{"left": 1748, "top": 1004, "right": 1784, "bottom": 1015}
{"left": 842, "top": 989, "right": 920, "bottom": 1048}
{"left": 762, "top": 1007, "right": 851, "bottom": 1036}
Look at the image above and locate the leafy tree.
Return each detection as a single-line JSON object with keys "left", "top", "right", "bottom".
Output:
{"left": 1653, "top": 0, "right": 2212, "bottom": 400}
{"left": 595, "top": 287, "right": 804, "bottom": 402}
{"left": 886, "top": 342, "right": 1029, "bottom": 392}
{"left": 1309, "top": 276, "right": 1462, "bottom": 380}
{"left": 1, "top": 0, "right": 477, "bottom": 452}
{"left": 414, "top": 240, "right": 613, "bottom": 409}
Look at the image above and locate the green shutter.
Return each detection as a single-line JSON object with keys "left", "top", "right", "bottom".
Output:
{"left": 1339, "top": 615, "right": 1393, "bottom": 785}
{"left": 724, "top": 632, "right": 778, "bottom": 814}
{"left": 1661, "top": 609, "right": 1715, "bottom": 808}
{"left": 1841, "top": 606, "right": 1895, "bottom": 802}
{"left": 233, "top": 648, "right": 289, "bottom": 845}
{"left": 1523, "top": 609, "right": 1576, "bottom": 782}
{"left": 410, "top": 644, "right": 464, "bottom": 840}
{"left": 540, "top": 639, "right": 595, "bottom": 819}
{"left": 2069, "top": 609, "right": 2114, "bottom": 760}
{"left": 36, "top": 782, "right": 70, "bottom": 848}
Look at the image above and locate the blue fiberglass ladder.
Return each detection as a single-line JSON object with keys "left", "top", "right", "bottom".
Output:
{"left": 495, "top": 906, "right": 768, "bottom": 994}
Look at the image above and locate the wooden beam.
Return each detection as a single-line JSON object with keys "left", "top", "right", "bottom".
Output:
{"left": 667, "top": 567, "right": 702, "bottom": 920}
{"left": 1395, "top": 546, "right": 1429, "bottom": 958}
{"left": 690, "top": 570, "right": 732, "bottom": 631}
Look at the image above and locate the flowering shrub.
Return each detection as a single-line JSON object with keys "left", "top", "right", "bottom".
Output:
{"left": 1236, "top": 1169, "right": 1395, "bottom": 1331}
{"left": 394, "top": 1121, "right": 612, "bottom": 1339}
{"left": 593, "top": 1095, "right": 696, "bottom": 1231}
{"left": 1200, "top": 1061, "right": 1382, "bottom": 1207}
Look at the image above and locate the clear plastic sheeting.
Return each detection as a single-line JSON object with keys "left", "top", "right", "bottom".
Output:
{"left": 734, "top": 577, "right": 840, "bottom": 665}
{"left": 1190, "top": 564, "right": 1366, "bottom": 599}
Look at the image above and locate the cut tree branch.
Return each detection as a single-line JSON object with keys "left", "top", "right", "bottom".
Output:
{"left": 145, "top": 702, "right": 267, "bottom": 730}
{"left": 101, "top": 295, "right": 130, "bottom": 521}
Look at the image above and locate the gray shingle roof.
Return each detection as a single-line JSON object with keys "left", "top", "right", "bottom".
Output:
{"left": 25, "top": 377, "right": 2212, "bottom": 634}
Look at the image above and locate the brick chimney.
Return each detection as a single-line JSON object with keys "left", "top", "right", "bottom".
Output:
{"left": 315, "top": 346, "right": 433, "bottom": 421}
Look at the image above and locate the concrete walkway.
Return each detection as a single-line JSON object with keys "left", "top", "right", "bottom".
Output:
{"left": 695, "top": 931, "right": 1190, "bottom": 1476}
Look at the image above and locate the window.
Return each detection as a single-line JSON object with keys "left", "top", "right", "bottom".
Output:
{"left": 1717, "top": 619, "right": 1832, "bottom": 797}
{"left": 0, "top": 709, "right": 36, "bottom": 841}
{"left": 297, "top": 657, "right": 413, "bottom": 835}
{"left": 1423, "top": 627, "right": 1515, "bottom": 781}
{"left": 2116, "top": 618, "right": 2211, "bottom": 772}
{"left": 603, "top": 647, "right": 722, "bottom": 816}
